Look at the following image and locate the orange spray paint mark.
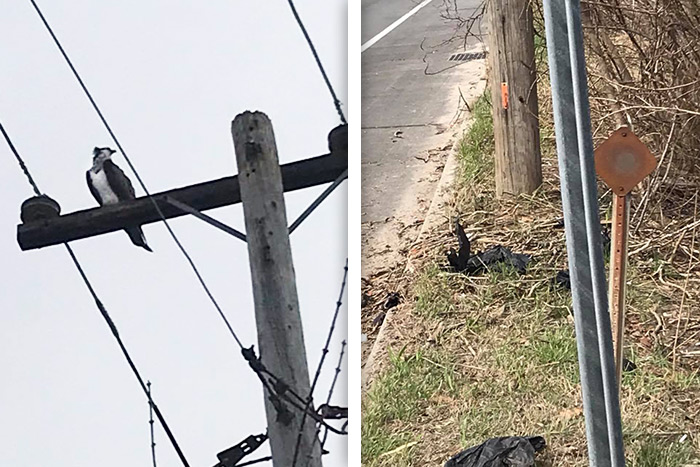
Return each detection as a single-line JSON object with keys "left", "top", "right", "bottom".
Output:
{"left": 501, "top": 82, "right": 509, "bottom": 110}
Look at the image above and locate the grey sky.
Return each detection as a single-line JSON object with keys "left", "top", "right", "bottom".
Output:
{"left": 0, "top": 1, "right": 348, "bottom": 466}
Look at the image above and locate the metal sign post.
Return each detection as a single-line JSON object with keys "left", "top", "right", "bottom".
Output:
{"left": 594, "top": 126, "right": 656, "bottom": 386}
{"left": 608, "top": 193, "right": 629, "bottom": 386}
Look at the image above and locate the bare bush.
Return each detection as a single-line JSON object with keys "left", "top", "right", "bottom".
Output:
{"left": 579, "top": 0, "right": 700, "bottom": 230}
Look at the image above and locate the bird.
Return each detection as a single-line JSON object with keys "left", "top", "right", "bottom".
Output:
{"left": 86, "top": 147, "right": 152, "bottom": 252}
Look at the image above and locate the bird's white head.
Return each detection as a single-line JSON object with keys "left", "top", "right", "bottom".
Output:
{"left": 92, "top": 147, "right": 116, "bottom": 166}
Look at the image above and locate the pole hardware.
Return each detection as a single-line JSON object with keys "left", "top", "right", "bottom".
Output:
{"left": 213, "top": 433, "right": 268, "bottom": 467}
{"left": 162, "top": 196, "right": 248, "bottom": 243}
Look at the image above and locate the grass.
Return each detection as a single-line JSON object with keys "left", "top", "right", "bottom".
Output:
{"left": 457, "top": 91, "right": 494, "bottom": 185}
{"left": 361, "top": 347, "right": 459, "bottom": 466}
{"left": 629, "top": 438, "right": 695, "bottom": 466}
{"left": 361, "top": 82, "right": 700, "bottom": 465}
{"left": 414, "top": 264, "right": 456, "bottom": 319}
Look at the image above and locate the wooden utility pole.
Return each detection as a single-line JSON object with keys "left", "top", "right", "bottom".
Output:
{"left": 14, "top": 114, "right": 346, "bottom": 466}
{"left": 232, "top": 111, "right": 322, "bottom": 467}
{"left": 486, "top": 0, "right": 542, "bottom": 197}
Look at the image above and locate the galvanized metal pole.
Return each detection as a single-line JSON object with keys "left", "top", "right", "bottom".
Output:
{"left": 541, "top": 0, "right": 625, "bottom": 465}
{"left": 564, "top": 2, "right": 626, "bottom": 464}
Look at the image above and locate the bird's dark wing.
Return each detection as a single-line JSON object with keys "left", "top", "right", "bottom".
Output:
{"left": 104, "top": 160, "right": 136, "bottom": 200}
{"left": 86, "top": 170, "right": 103, "bottom": 205}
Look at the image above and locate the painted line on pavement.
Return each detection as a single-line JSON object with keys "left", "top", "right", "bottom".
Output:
{"left": 361, "top": 0, "right": 434, "bottom": 53}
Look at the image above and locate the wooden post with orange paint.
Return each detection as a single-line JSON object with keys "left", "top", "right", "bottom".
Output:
{"left": 486, "top": 0, "right": 542, "bottom": 197}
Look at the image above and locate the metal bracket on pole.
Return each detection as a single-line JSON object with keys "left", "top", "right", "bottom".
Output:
{"left": 213, "top": 433, "right": 268, "bottom": 467}
{"left": 162, "top": 195, "right": 247, "bottom": 243}
{"left": 289, "top": 168, "right": 348, "bottom": 234}
{"left": 161, "top": 163, "right": 348, "bottom": 241}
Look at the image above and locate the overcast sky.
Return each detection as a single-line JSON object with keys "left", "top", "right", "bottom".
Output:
{"left": 0, "top": 1, "right": 348, "bottom": 466}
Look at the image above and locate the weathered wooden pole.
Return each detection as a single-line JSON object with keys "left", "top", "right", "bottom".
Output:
{"left": 487, "top": 0, "right": 542, "bottom": 197}
{"left": 232, "top": 111, "right": 322, "bottom": 467}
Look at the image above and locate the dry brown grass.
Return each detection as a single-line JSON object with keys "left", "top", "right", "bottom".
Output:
{"left": 361, "top": 90, "right": 700, "bottom": 465}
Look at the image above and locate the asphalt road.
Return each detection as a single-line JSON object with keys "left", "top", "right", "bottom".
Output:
{"left": 361, "top": 0, "right": 487, "bottom": 275}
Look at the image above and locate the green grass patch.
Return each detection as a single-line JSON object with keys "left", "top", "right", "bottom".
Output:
{"left": 629, "top": 437, "right": 695, "bottom": 466}
{"left": 414, "top": 264, "right": 456, "bottom": 319}
{"left": 362, "top": 347, "right": 459, "bottom": 465}
{"left": 527, "top": 325, "right": 580, "bottom": 385}
{"left": 458, "top": 92, "right": 494, "bottom": 184}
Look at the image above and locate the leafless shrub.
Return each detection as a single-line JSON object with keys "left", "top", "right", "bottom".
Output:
{"left": 579, "top": 0, "right": 700, "bottom": 230}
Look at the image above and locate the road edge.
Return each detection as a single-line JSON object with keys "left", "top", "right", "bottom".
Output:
{"left": 360, "top": 78, "right": 486, "bottom": 392}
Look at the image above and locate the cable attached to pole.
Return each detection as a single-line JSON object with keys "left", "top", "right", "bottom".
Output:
{"left": 147, "top": 381, "right": 158, "bottom": 467}
{"left": 320, "top": 340, "right": 347, "bottom": 449}
{"left": 291, "top": 258, "right": 348, "bottom": 467}
{"left": 285, "top": 0, "right": 347, "bottom": 124}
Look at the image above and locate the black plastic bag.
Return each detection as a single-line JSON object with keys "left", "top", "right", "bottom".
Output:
{"left": 447, "top": 221, "right": 531, "bottom": 275}
{"left": 551, "top": 270, "right": 571, "bottom": 290}
{"left": 444, "top": 436, "right": 546, "bottom": 467}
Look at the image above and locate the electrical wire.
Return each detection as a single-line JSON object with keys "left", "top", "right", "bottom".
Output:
{"left": 285, "top": 0, "right": 347, "bottom": 124}
{"left": 27, "top": 0, "right": 244, "bottom": 350}
{"left": 66, "top": 244, "right": 191, "bottom": 467}
{"left": 0, "top": 122, "right": 191, "bottom": 467}
{"left": 147, "top": 381, "right": 158, "bottom": 467}
{"left": 320, "top": 340, "right": 346, "bottom": 449}
{"left": 1, "top": 124, "right": 41, "bottom": 196}
{"left": 291, "top": 259, "right": 348, "bottom": 467}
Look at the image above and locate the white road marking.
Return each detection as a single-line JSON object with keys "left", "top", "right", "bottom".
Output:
{"left": 361, "top": 0, "right": 435, "bottom": 53}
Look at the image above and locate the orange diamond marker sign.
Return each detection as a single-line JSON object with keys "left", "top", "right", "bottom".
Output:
{"left": 594, "top": 127, "right": 656, "bottom": 195}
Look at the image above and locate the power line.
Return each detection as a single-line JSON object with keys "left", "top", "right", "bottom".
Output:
{"left": 66, "top": 243, "right": 191, "bottom": 467}
{"left": 27, "top": 0, "right": 244, "bottom": 350}
{"left": 291, "top": 258, "right": 348, "bottom": 467}
{"left": 320, "top": 341, "right": 347, "bottom": 449}
{"left": 285, "top": 0, "right": 347, "bottom": 124}
{"left": 0, "top": 122, "right": 191, "bottom": 467}
{"left": 241, "top": 346, "right": 347, "bottom": 437}
{"left": 0, "top": 124, "right": 40, "bottom": 196}
{"left": 147, "top": 381, "right": 158, "bottom": 467}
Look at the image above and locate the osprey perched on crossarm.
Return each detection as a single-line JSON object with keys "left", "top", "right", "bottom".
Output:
{"left": 86, "top": 147, "right": 152, "bottom": 252}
